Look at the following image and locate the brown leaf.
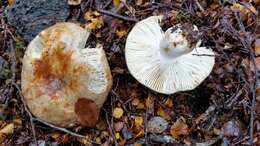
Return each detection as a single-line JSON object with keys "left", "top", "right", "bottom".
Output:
{"left": 170, "top": 119, "right": 189, "bottom": 138}
{"left": 255, "top": 39, "right": 260, "bottom": 56}
{"left": 75, "top": 98, "right": 99, "bottom": 127}
{"left": 165, "top": 98, "right": 173, "bottom": 108}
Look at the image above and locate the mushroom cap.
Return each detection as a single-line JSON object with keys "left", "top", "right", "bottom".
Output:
{"left": 125, "top": 16, "right": 215, "bottom": 94}
{"left": 21, "top": 22, "right": 112, "bottom": 127}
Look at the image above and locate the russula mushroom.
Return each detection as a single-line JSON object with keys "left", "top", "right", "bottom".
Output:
{"left": 125, "top": 16, "right": 215, "bottom": 94}
{"left": 21, "top": 22, "right": 112, "bottom": 127}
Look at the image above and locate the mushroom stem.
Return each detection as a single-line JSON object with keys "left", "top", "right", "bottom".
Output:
{"left": 159, "top": 27, "right": 192, "bottom": 59}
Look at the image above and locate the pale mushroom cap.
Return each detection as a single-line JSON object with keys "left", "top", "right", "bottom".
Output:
{"left": 21, "top": 23, "right": 112, "bottom": 127}
{"left": 125, "top": 16, "right": 215, "bottom": 94}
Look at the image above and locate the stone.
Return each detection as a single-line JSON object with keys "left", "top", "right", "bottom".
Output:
{"left": 6, "top": 0, "right": 70, "bottom": 42}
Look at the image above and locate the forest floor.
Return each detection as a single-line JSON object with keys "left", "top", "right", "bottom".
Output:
{"left": 0, "top": 0, "right": 260, "bottom": 145}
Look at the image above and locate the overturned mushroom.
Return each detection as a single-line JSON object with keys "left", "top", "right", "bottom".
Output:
{"left": 21, "top": 23, "right": 112, "bottom": 127}
{"left": 125, "top": 16, "right": 215, "bottom": 94}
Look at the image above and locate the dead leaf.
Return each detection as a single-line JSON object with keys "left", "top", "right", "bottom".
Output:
{"left": 113, "top": 107, "right": 124, "bottom": 119}
{"left": 115, "top": 132, "right": 121, "bottom": 140}
{"left": 113, "top": 0, "right": 121, "bottom": 7}
{"left": 0, "top": 123, "right": 14, "bottom": 135}
{"left": 170, "top": 119, "right": 189, "bottom": 138}
{"left": 116, "top": 30, "right": 127, "bottom": 38}
{"left": 134, "top": 116, "right": 144, "bottom": 126}
{"left": 0, "top": 123, "right": 14, "bottom": 143}
{"left": 255, "top": 39, "right": 260, "bottom": 56}
{"left": 84, "top": 10, "right": 104, "bottom": 30}
{"left": 75, "top": 98, "right": 100, "bottom": 127}
{"left": 8, "top": 0, "right": 15, "bottom": 5}
{"left": 132, "top": 98, "right": 140, "bottom": 106}
{"left": 145, "top": 96, "right": 154, "bottom": 109}
{"left": 157, "top": 107, "right": 171, "bottom": 120}
{"left": 136, "top": 102, "right": 146, "bottom": 110}
{"left": 165, "top": 98, "right": 173, "bottom": 108}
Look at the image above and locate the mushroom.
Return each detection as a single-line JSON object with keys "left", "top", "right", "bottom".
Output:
{"left": 125, "top": 16, "right": 215, "bottom": 94}
{"left": 21, "top": 22, "right": 112, "bottom": 127}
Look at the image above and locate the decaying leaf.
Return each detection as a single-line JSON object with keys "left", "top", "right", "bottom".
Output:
{"left": 255, "top": 39, "right": 260, "bottom": 56}
{"left": 0, "top": 123, "right": 14, "bottom": 135}
{"left": 113, "top": 107, "right": 124, "bottom": 119}
{"left": 8, "top": 0, "right": 15, "bottom": 5}
{"left": 231, "top": 3, "right": 257, "bottom": 21}
{"left": 165, "top": 98, "right": 173, "bottom": 108}
{"left": 170, "top": 119, "right": 189, "bottom": 138}
{"left": 116, "top": 29, "right": 127, "bottom": 38}
{"left": 113, "top": 0, "right": 121, "bottom": 7}
{"left": 0, "top": 123, "right": 14, "bottom": 143}
{"left": 145, "top": 95, "right": 154, "bottom": 109}
{"left": 75, "top": 98, "right": 100, "bottom": 127}
{"left": 157, "top": 107, "right": 171, "bottom": 120}
{"left": 134, "top": 116, "right": 144, "bottom": 126}
{"left": 84, "top": 10, "right": 104, "bottom": 29}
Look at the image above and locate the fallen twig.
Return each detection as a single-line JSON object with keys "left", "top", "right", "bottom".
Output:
{"left": 194, "top": 0, "right": 204, "bottom": 12}
{"left": 12, "top": 82, "right": 37, "bottom": 145}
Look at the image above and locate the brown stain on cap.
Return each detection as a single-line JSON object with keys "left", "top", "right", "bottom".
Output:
{"left": 74, "top": 98, "right": 100, "bottom": 127}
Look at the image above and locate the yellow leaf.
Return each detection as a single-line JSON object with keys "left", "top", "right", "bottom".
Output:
{"left": 116, "top": 30, "right": 127, "bottom": 38}
{"left": 8, "top": 0, "right": 14, "bottom": 5}
{"left": 113, "top": 107, "right": 124, "bottom": 119}
{"left": 113, "top": 0, "right": 121, "bottom": 7}
{"left": 115, "top": 132, "right": 121, "bottom": 140}
{"left": 134, "top": 116, "right": 143, "bottom": 126}
{"left": 50, "top": 132, "right": 61, "bottom": 140}
{"left": 84, "top": 10, "right": 104, "bottom": 30}
{"left": 0, "top": 123, "right": 14, "bottom": 135}
{"left": 96, "top": 137, "right": 101, "bottom": 143}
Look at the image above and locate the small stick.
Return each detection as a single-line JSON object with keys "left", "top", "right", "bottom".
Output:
{"left": 194, "top": 0, "right": 204, "bottom": 12}
{"left": 12, "top": 83, "right": 37, "bottom": 145}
